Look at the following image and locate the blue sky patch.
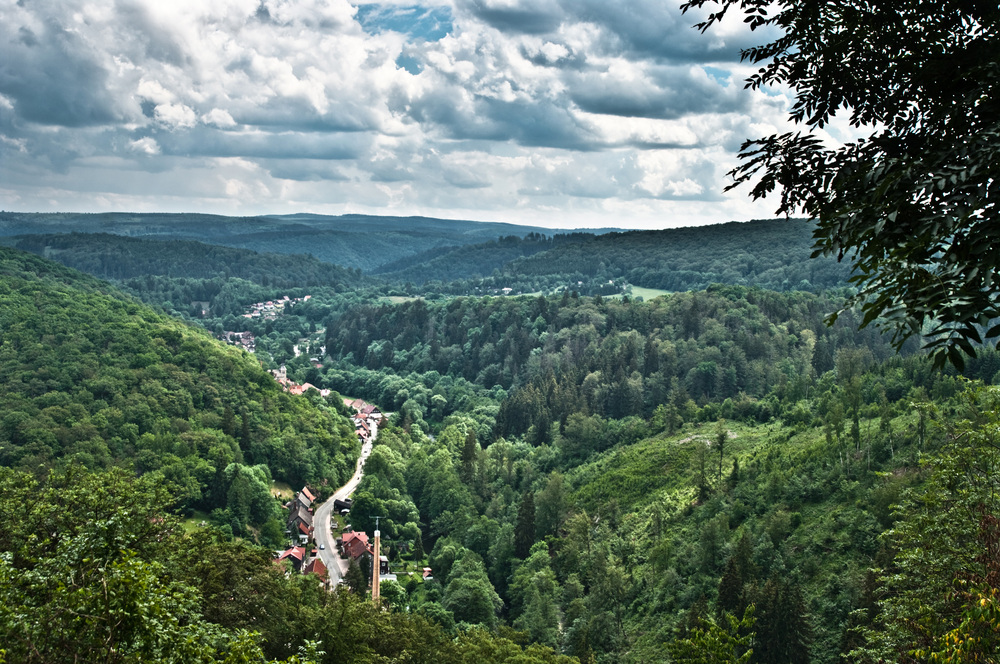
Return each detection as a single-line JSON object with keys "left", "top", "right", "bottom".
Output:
{"left": 395, "top": 53, "right": 423, "bottom": 75}
{"left": 702, "top": 66, "right": 731, "bottom": 86}
{"left": 355, "top": 4, "right": 452, "bottom": 42}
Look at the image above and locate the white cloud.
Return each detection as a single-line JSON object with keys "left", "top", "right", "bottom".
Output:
{"left": 128, "top": 137, "right": 161, "bottom": 155}
{"left": 154, "top": 103, "right": 198, "bottom": 129}
{"left": 201, "top": 108, "right": 238, "bottom": 128}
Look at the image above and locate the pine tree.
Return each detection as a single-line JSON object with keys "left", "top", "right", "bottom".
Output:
{"left": 716, "top": 556, "right": 744, "bottom": 620}
{"left": 413, "top": 531, "right": 425, "bottom": 561}
{"left": 345, "top": 557, "right": 367, "bottom": 596}
{"left": 460, "top": 429, "right": 478, "bottom": 484}
{"left": 751, "top": 576, "right": 812, "bottom": 664}
{"left": 715, "top": 418, "right": 728, "bottom": 481}
{"left": 514, "top": 491, "right": 536, "bottom": 559}
{"left": 222, "top": 404, "right": 236, "bottom": 438}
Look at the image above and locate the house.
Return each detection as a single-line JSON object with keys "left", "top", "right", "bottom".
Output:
{"left": 378, "top": 555, "right": 396, "bottom": 581}
{"left": 303, "top": 556, "right": 328, "bottom": 583}
{"left": 277, "top": 546, "right": 307, "bottom": 572}
{"left": 296, "top": 522, "right": 312, "bottom": 540}
{"left": 287, "top": 502, "right": 313, "bottom": 540}
{"left": 295, "top": 490, "right": 312, "bottom": 511}
{"left": 339, "top": 531, "right": 372, "bottom": 561}
{"left": 301, "top": 486, "right": 316, "bottom": 503}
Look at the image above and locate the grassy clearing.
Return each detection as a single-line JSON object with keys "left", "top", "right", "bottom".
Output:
{"left": 181, "top": 510, "right": 212, "bottom": 534}
{"left": 271, "top": 480, "right": 294, "bottom": 500}
{"left": 629, "top": 286, "right": 671, "bottom": 300}
{"left": 569, "top": 431, "right": 694, "bottom": 509}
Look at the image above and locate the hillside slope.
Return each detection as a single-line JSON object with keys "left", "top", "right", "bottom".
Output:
{"left": 507, "top": 219, "right": 852, "bottom": 292}
{"left": 0, "top": 246, "right": 358, "bottom": 535}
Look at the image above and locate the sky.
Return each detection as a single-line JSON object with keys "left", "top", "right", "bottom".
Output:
{"left": 0, "top": 0, "right": 836, "bottom": 229}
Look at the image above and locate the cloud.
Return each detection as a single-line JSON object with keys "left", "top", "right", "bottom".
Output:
{"left": 0, "top": 0, "right": 796, "bottom": 228}
{"left": 201, "top": 108, "right": 238, "bottom": 128}
{"left": 128, "top": 137, "right": 161, "bottom": 155}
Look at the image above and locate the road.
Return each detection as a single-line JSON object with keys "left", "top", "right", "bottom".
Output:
{"left": 313, "top": 426, "right": 375, "bottom": 586}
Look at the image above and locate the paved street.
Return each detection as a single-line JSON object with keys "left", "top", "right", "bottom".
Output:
{"left": 313, "top": 426, "right": 375, "bottom": 585}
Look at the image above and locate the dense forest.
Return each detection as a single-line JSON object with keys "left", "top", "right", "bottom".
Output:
{"left": 4, "top": 233, "right": 365, "bottom": 287}
{"left": 1, "top": 219, "right": 998, "bottom": 663}
{"left": 506, "top": 220, "right": 852, "bottom": 293}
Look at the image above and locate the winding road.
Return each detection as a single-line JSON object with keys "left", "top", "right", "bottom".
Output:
{"left": 313, "top": 426, "right": 375, "bottom": 585}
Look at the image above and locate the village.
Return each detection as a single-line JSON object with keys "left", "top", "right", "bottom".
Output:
{"left": 217, "top": 294, "right": 315, "bottom": 355}
{"left": 273, "top": 399, "right": 427, "bottom": 597}
{"left": 242, "top": 294, "right": 312, "bottom": 320}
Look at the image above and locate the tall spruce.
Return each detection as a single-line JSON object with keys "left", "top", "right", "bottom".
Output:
{"left": 514, "top": 491, "right": 536, "bottom": 559}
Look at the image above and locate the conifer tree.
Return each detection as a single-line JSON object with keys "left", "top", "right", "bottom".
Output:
{"left": 514, "top": 491, "right": 536, "bottom": 559}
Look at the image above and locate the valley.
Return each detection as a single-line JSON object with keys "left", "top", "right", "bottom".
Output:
{"left": 0, "top": 215, "right": 997, "bottom": 663}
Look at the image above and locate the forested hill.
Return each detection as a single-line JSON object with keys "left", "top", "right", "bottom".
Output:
{"left": 324, "top": 286, "right": 913, "bottom": 439}
{"left": 0, "top": 211, "right": 569, "bottom": 272}
{"left": 4, "top": 232, "right": 364, "bottom": 288}
{"left": 0, "top": 246, "right": 358, "bottom": 540}
{"left": 506, "top": 218, "right": 852, "bottom": 293}
{"left": 371, "top": 232, "right": 593, "bottom": 283}
{"left": 367, "top": 218, "right": 852, "bottom": 294}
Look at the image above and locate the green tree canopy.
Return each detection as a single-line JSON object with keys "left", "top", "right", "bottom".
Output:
{"left": 682, "top": 1, "right": 1000, "bottom": 367}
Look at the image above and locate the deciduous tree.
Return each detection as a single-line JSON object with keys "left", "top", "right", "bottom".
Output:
{"left": 682, "top": 0, "right": 1000, "bottom": 367}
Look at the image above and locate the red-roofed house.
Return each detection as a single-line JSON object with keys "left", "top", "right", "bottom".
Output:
{"left": 301, "top": 486, "right": 316, "bottom": 503}
{"left": 303, "top": 556, "right": 328, "bottom": 584}
{"left": 361, "top": 404, "right": 381, "bottom": 417}
{"left": 277, "top": 546, "right": 307, "bottom": 572}
{"left": 340, "top": 531, "right": 372, "bottom": 561}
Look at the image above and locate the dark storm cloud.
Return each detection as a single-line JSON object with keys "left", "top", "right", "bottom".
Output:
{"left": 568, "top": 66, "right": 747, "bottom": 120}
{"left": 0, "top": 16, "right": 134, "bottom": 127}
{"left": 457, "top": 0, "right": 563, "bottom": 35}
{"left": 407, "top": 87, "right": 598, "bottom": 150}
{"left": 559, "top": 0, "right": 754, "bottom": 62}
{"left": 235, "top": 102, "right": 376, "bottom": 134}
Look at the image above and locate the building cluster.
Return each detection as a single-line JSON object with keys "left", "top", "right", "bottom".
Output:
{"left": 219, "top": 330, "right": 256, "bottom": 353}
{"left": 345, "top": 399, "right": 383, "bottom": 443}
{"left": 272, "top": 365, "right": 331, "bottom": 397}
{"left": 277, "top": 486, "right": 328, "bottom": 583}
{"left": 242, "top": 294, "right": 311, "bottom": 320}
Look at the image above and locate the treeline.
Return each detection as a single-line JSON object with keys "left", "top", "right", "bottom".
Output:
{"left": 0, "top": 247, "right": 358, "bottom": 541}
{"left": 0, "top": 211, "right": 556, "bottom": 272}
